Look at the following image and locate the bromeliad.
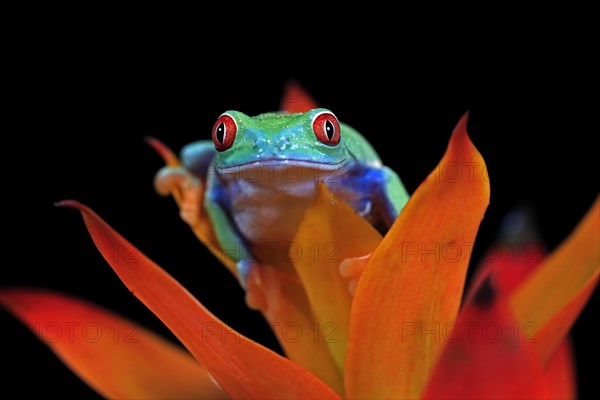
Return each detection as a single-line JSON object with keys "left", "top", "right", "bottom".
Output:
{"left": 1, "top": 83, "right": 598, "bottom": 399}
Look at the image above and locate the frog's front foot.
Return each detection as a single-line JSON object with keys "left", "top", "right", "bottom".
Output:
{"left": 155, "top": 166, "right": 185, "bottom": 196}
{"left": 339, "top": 253, "right": 372, "bottom": 295}
{"left": 154, "top": 167, "right": 203, "bottom": 226}
{"left": 237, "top": 260, "right": 287, "bottom": 319}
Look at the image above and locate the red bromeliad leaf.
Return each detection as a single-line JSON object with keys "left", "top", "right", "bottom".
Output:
{"left": 280, "top": 81, "right": 318, "bottom": 113}
{"left": 510, "top": 197, "right": 599, "bottom": 364}
{"left": 145, "top": 137, "right": 181, "bottom": 168}
{"left": 345, "top": 113, "right": 490, "bottom": 399}
{"left": 465, "top": 244, "right": 546, "bottom": 302}
{"left": 423, "top": 205, "right": 579, "bottom": 398}
{"left": 423, "top": 233, "right": 575, "bottom": 398}
{"left": 423, "top": 281, "right": 577, "bottom": 399}
{"left": 541, "top": 339, "right": 576, "bottom": 398}
{"left": 0, "top": 289, "right": 226, "bottom": 399}
{"left": 57, "top": 200, "right": 340, "bottom": 400}
{"left": 422, "top": 296, "right": 546, "bottom": 399}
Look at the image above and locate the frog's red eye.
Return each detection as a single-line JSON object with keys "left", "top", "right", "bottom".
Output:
{"left": 212, "top": 114, "right": 237, "bottom": 151}
{"left": 312, "top": 112, "right": 341, "bottom": 146}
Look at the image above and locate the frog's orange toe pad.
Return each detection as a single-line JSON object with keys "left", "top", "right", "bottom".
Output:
{"left": 339, "top": 253, "right": 372, "bottom": 295}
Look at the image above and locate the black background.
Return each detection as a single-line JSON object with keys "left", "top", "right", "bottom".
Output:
{"left": 2, "top": 33, "right": 598, "bottom": 398}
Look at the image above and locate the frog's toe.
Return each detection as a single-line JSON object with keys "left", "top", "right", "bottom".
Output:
{"left": 236, "top": 260, "right": 286, "bottom": 320}
{"left": 154, "top": 166, "right": 205, "bottom": 228}
{"left": 239, "top": 261, "right": 269, "bottom": 312}
{"left": 339, "top": 253, "right": 372, "bottom": 296}
{"left": 178, "top": 176, "right": 203, "bottom": 225}
{"left": 236, "top": 259, "right": 254, "bottom": 290}
{"left": 154, "top": 166, "right": 187, "bottom": 196}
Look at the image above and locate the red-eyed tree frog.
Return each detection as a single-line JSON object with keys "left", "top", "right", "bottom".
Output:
{"left": 155, "top": 107, "right": 409, "bottom": 300}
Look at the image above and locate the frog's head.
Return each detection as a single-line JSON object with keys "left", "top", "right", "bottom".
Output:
{"left": 210, "top": 108, "right": 349, "bottom": 173}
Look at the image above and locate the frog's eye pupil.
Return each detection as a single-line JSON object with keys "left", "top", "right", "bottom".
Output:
{"left": 312, "top": 112, "right": 341, "bottom": 146}
{"left": 325, "top": 120, "right": 334, "bottom": 141}
{"left": 216, "top": 122, "right": 225, "bottom": 144}
{"left": 212, "top": 114, "right": 237, "bottom": 151}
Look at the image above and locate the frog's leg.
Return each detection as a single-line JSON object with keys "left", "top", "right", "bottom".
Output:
{"left": 377, "top": 166, "right": 410, "bottom": 226}
{"left": 337, "top": 166, "right": 410, "bottom": 295}
{"left": 203, "top": 173, "right": 252, "bottom": 268}
{"left": 154, "top": 140, "right": 215, "bottom": 226}
{"left": 203, "top": 181, "right": 287, "bottom": 316}
{"left": 341, "top": 166, "right": 409, "bottom": 228}
{"left": 180, "top": 140, "right": 216, "bottom": 179}
{"left": 237, "top": 260, "right": 291, "bottom": 318}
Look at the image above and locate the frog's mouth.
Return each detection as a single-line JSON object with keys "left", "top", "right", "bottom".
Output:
{"left": 216, "top": 158, "right": 349, "bottom": 173}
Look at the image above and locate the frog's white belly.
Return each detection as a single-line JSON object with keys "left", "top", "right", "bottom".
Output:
{"left": 225, "top": 165, "right": 342, "bottom": 245}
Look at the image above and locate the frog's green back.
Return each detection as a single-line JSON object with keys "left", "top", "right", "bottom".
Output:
{"left": 340, "top": 122, "right": 383, "bottom": 167}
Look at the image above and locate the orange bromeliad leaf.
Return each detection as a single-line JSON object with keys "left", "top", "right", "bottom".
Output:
{"left": 240, "top": 261, "right": 345, "bottom": 395}
{"left": 58, "top": 200, "right": 340, "bottom": 400}
{"left": 345, "top": 113, "right": 490, "bottom": 399}
{"left": 292, "top": 182, "right": 383, "bottom": 372}
{"left": 280, "top": 81, "right": 318, "bottom": 113}
{"left": 0, "top": 288, "right": 226, "bottom": 399}
{"left": 510, "top": 197, "right": 600, "bottom": 364}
